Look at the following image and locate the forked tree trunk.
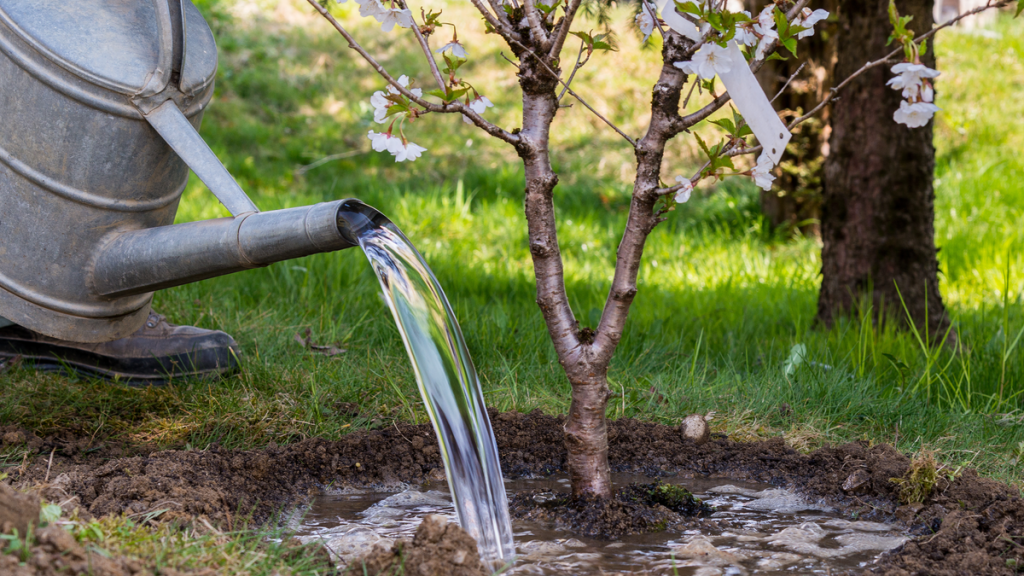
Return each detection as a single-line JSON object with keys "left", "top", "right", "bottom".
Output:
{"left": 817, "top": 0, "right": 953, "bottom": 341}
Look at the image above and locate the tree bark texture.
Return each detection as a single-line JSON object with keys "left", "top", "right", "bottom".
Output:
{"left": 818, "top": 0, "right": 952, "bottom": 341}
{"left": 512, "top": 39, "right": 614, "bottom": 499}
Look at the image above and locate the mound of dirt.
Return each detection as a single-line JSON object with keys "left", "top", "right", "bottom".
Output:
{"left": 509, "top": 481, "right": 714, "bottom": 538}
{"left": 347, "top": 514, "right": 487, "bottom": 576}
{"left": 3, "top": 409, "right": 1022, "bottom": 575}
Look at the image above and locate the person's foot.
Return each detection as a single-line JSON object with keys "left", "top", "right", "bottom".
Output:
{"left": 0, "top": 311, "right": 240, "bottom": 385}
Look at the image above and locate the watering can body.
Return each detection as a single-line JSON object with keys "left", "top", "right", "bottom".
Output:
{"left": 0, "top": 0, "right": 358, "bottom": 343}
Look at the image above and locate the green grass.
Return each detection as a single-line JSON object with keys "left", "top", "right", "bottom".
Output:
{"left": 2, "top": 1, "right": 1023, "bottom": 492}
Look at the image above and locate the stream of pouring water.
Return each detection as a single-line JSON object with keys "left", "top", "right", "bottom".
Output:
{"left": 338, "top": 202, "right": 515, "bottom": 565}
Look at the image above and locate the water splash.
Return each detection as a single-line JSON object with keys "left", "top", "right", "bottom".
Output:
{"left": 338, "top": 201, "right": 515, "bottom": 565}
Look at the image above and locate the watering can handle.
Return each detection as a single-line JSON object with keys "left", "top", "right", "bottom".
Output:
{"left": 143, "top": 100, "right": 260, "bottom": 216}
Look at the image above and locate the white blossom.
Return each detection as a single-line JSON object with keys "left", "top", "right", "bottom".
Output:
{"left": 674, "top": 176, "right": 693, "bottom": 204}
{"left": 893, "top": 100, "right": 940, "bottom": 128}
{"left": 636, "top": 3, "right": 657, "bottom": 44}
{"left": 735, "top": 11, "right": 757, "bottom": 47}
{"left": 468, "top": 95, "right": 494, "bottom": 115}
{"left": 377, "top": 5, "right": 414, "bottom": 32}
{"left": 752, "top": 5, "right": 778, "bottom": 61}
{"left": 673, "top": 42, "right": 734, "bottom": 80}
{"left": 751, "top": 154, "right": 775, "bottom": 191}
{"left": 436, "top": 40, "right": 468, "bottom": 59}
{"left": 796, "top": 8, "right": 829, "bottom": 39}
{"left": 340, "top": 0, "right": 387, "bottom": 21}
{"left": 393, "top": 75, "right": 422, "bottom": 97}
{"left": 370, "top": 91, "right": 392, "bottom": 123}
{"left": 887, "top": 63, "right": 940, "bottom": 100}
{"left": 921, "top": 83, "right": 934, "bottom": 103}
{"left": 369, "top": 76, "right": 420, "bottom": 124}
{"left": 393, "top": 140, "right": 427, "bottom": 162}
{"left": 367, "top": 130, "right": 396, "bottom": 152}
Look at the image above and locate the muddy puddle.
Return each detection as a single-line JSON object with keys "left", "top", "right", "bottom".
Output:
{"left": 290, "top": 474, "right": 908, "bottom": 575}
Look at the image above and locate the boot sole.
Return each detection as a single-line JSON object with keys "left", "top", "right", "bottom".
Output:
{"left": 0, "top": 340, "right": 239, "bottom": 387}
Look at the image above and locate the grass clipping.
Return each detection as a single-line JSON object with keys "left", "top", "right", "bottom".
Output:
{"left": 890, "top": 451, "right": 939, "bottom": 505}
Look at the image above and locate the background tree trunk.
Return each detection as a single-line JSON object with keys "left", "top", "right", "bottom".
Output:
{"left": 817, "top": 0, "right": 953, "bottom": 342}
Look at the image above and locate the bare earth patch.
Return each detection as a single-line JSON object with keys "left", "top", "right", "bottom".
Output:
{"left": 3, "top": 410, "right": 1022, "bottom": 575}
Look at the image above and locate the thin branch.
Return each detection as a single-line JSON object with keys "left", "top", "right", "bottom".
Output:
{"left": 305, "top": 0, "right": 520, "bottom": 145}
{"left": 548, "top": 0, "right": 585, "bottom": 58}
{"left": 641, "top": 0, "right": 667, "bottom": 38}
{"left": 770, "top": 62, "right": 805, "bottom": 104}
{"left": 523, "top": 0, "right": 552, "bottom": 50}
{"left": 557, "top": 39, "right": 589, "bottom": 102}
{"left": 471, "top": 0, "right": 517, "bottom": 40}
{"left": 409, "top": 11, "right": 447, "bottom": 92}
{"left": 508, "top": 38, "right": 637, "bottom": 147}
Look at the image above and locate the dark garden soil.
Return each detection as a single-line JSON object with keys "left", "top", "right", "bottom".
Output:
{"left": 3, "top": 409, "right": 1023, "bottom": 575}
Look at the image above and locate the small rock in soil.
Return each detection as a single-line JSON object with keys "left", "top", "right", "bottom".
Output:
{"left": 679, "top": 414, "right": 710, "bottom": 445}
{"left": 0, "top": 482, "right": 40, "bottom": 535}
{"left": 346, "top": 514, "right": 487, "bottom": 576}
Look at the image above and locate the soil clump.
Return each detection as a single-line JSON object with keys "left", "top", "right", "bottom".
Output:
{"left": 2, "top": 409, "right": 1022, "bottom": 575}
{"left": 509, "top": 481, "right": 713, "bottom": 538}
{"left": 347, "top": 514, "right": 487, "bottom": 576}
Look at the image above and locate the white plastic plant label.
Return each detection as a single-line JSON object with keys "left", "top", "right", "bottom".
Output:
{"left": 715, "top": 42, "right": 791, "bottom": 165}
{"left": 654, "top": 0, "right": 702, "bottom": 42}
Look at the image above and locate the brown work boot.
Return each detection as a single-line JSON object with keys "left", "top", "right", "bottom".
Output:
{"left": 0, "top": 311, "right": 240, "bottom": 385}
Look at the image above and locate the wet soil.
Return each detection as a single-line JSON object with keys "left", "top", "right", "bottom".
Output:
{"left": 346, "top": 514, "right": 487, "bottom": 576}
{"left": 508, "top": 482, "right": 714, "bottom": 539}
{"left": 3, "top": 410, "right": 1023, "bottom": 575}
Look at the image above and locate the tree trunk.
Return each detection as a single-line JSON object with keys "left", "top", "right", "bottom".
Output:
{"left": 513, "top": 39, "right": 614, "bottom": 498}
{"left": 817, "top": 0, "right": 953, "bottom": 342}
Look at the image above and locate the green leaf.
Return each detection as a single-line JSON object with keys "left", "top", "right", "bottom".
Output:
{"left": 766, "top": 51, "right": 788, "bottom": 61}
{"left": 426, "top": 88, "right": 450, "bottom": 100}
{"left": 1016, "top": 0, "right": 1023, "bottom": 17}
{"left": 710, "top": 118, "right": 736, "bottom": 133}
{"left": 737, "top": 125, "right": 753, "bottom": 137}
{"left": 570, "top": 30, "right": 593, "bottom": 44}
{"left": 773, "top": 8, "right": 789, "bottom": 36}
{"left": 782, "top": 37, "right": 798, "bottom": 57}
{"left": 919, "top": 39, "right": 928, "bottom": 55}
{"left": 675, "top": 0, "right": 704, "bottom": 17}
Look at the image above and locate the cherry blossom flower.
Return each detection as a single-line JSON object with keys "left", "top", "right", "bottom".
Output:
{"left": 921, "top": 84, "right": 934, "bottom": 103}
{"left": 752, "top": 5, "right": 778, "bottom": 61}
{"left": 393, "top": 140, "right": 427, "bottom": 162}
{"left": 887, "top": 63, "right": 940, "bottom": 100}
{"left": 751, "top": 154, "right": 775, "bottom": 191}
{"left": 378, "top": 6, "right": 414, "bottom": 32}
{"left": 893, "top": 100, "right": 940, "bottom": 128}
{"left": 636, "top": 3, "right": 657, "bottom": 44}
{"left": 734, "top": 11, "right": 757, "bottom": 47}
{"left": 370, "top": 75, "right": 421, "bottom": 124}
{"left": 468, "top": 95, "right": 493, "bottom": 115}
{"left": 796, "top": 9, "right": 829, "bottom": 40}
{"left": 673, "top": 43, "right": 733, "bottom": 81}
{"left": 436, "top": 40, "right": 468, "bottom": 58}
{"left": 338, "top": 0, "right": 387, "bottom": 21}
{"left": 367, "top": 129, "right": 396, "bottom": 152}
{"left": 674, "top": 176, "right": 693, "bottom": 204}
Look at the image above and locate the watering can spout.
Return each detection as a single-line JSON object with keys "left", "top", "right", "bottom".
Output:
{"left": 91, "top": 200, "right": 383, "bottom": 299}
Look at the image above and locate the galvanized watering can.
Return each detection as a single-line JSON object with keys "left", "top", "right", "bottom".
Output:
{"left": 0, "top": 0, "right": 365, "bottom": 343}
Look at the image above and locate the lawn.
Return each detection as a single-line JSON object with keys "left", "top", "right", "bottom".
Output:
{"left": 3, "top": 0, "right": 1023, "bottom": 495}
